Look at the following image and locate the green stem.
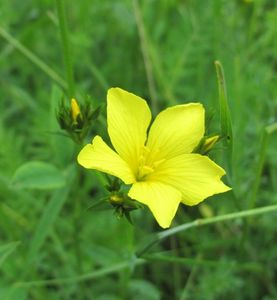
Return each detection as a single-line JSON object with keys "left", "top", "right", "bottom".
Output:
{"left": 15, "top": 259, "right": 146, "bottom": 287}
{"left": 55, "top": 0, "right": 75, "bottom": 97}
{"left": 0, "top": 27, "right": 67, "bottom": 89}
{"left": 214, "top": 60, "right": 233, "bottom": 181}
{"left": 15, "top": 204, "right": 277, "bottom": 288}
{"left": 137, "top": 204, "right": 277, "bottom": 257}
{"left": 240, "top": 123, "right": 277, "bottom": 251}
{"left": 132, "top": 0, "right": 158, "bottom": 114}
{"left": 249, "top": 123, "right": 277, "bottom": 209}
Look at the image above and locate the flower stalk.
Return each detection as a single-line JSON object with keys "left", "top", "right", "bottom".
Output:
{"left": 55, "top": 0, "right": 75, "bottom": 97}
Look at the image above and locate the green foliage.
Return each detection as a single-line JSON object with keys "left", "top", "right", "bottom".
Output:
{"left": 0, "top": 0, "right": 276, "bottom": 299}
{"left": 11, "top": 161, "right": 66, "bottom": 190}
{"left": 0, "top": 242, "right": 20, "bottom": 267}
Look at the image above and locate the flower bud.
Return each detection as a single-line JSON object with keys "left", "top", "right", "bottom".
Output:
{"left": 71, "top": 98, "right": 82, "bottom": 123}
{"left": 57, "top": 97, "right": 101, "bottom": 144}
{"left": 203, "top": 135, "right": 219, "bottom": 152}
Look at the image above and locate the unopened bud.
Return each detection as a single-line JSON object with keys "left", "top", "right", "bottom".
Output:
{"left": 203, "top": 135, "right": 219, "bottom": 152}
{"left": 71, "top": 98, "right": 81, "bottom": 122}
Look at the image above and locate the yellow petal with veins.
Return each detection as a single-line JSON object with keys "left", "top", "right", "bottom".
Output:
{"left": 77, "top": 135, "right": 135, "bottom": 184}
{"left": 146, "top": 103, "right": 204, "bottom": 164}
{"left": 128, "top": 181, "right": 182, "bottom": 228}
{"left": 148, "top": 153, "right": 230, "bottom": 205}
{"left": 107, "top": 88, "right": 151, "bottom": 175}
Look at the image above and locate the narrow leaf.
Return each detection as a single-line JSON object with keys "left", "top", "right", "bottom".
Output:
{"left": 0, "top": 241, "right": 20, "bottom": 267}
{"left": 27, "top": 165, "right": 75, "bottom": 263}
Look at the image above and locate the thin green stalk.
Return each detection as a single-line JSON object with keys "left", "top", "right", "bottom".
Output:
{"left": 144, "top": 253, "right": 262, "bottom": 272}
{"left": 0, "top": 27, "right": 67, "bottom": 89}
{"left": 136, "top": 204, "right": 277, "bottom": 257}
{"left": 214, "top": 61, "right": 233, "bottom": 181}
{"left": 55, "top": 0, "right": 75, "bottom": 97}
{"left": 55, "top": 1, "right": 83, "bottom": 294}
{"left": 145, "top": 253, "right": 217, "bottom": 267}
{"left": 249, "top": 123, "right": 277, "bottom": 209}
{"left": 14, "top": 205, "right": 277, "bottom": 288}
{"left": 133, "top": 0, "right": 158, "bottom": 113}
{"left": 15, "top": 259, "right": 146, "bottom": 287}
{"left": 240, "top": 123, "right": 277, "bottom": 250}
{"left": 180, "top": 253, "right": 202, "bottom": 300}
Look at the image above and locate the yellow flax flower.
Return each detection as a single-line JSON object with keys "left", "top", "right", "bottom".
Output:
{"left": 77, "top": 88, "right": 230, "bottom": 228}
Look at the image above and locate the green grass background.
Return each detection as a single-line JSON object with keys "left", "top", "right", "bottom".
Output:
{"left": 0, "top": 0, "right": 276, "bottom": 299}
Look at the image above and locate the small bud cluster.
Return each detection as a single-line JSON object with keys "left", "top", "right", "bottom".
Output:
{"left": 57, "top": 98, "right": 101, "bottom": 144}
{"left": 105, "top": 177, "right": 143, "bottom": 223}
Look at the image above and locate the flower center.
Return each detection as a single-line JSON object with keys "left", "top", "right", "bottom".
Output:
{"left": 136, "top": 146, "right": 165, "bottom": 181}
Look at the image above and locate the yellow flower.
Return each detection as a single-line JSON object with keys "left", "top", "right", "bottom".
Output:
{"left": 71, "top": 98, "right": 81, "bottom": 122}
{"left": 77, "top": 88, "right": 230, "bottom": 228}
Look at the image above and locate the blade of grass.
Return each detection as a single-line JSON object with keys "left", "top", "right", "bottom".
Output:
{"left": 0, "top": 27, "right": 67, "bottom": 89}
{"left": 15, "top": 258, "right": 146, "bottom": 287}
{"left": 249, "top": 123, "right": 277, "bottom": 209}
{"left": 0, "top": 203, "right": 29, "bottom": 229}
{"left": 0, "top": 241, "right": 21, "bottom": 267}
{"left": 144, "top": 253, "right": 262, "bottom": 272}
{"left": 240, "top": 123, "right": 277, "bottom": 251}
{"left": 132, "top": 0, "right": 158, "bottom": 113}
{"left": 55, "top": 0, "right": 75, "bottom": 97}
{"left": 214, "top": 60, "right": 233, "bottom": 180}
{"left": 26, "top": 165, "right": 75, "bottom": 264}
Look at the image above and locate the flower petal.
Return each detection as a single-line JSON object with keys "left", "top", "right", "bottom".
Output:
{"left": 107, "top": 88, "right": 151, "bottom": 174}
{"left": 146, "top": 103, "right": 204, "bottom": 163}
{"left": 148, "top": 154, "right": 231, "bottom": 205}
{"left": 77, "top": 135, "right": 135, "bottom": 184}
{"left": 128, "top": 181, "right": 182, "bottom": 228}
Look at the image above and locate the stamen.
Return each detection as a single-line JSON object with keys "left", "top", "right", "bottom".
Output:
{"left": 137, "top": 146, "right": 156, "bottom": 180}
{"left": 153, "top": 159, "right": 166, "bottom": 168}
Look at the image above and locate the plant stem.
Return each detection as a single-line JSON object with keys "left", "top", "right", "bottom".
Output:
{"left": 0, "top": 27, "right": 67, "bottom": 89}
{"left": 133, "top": 0, "right": 158, "bottom": 114}
{"left": 55, "top": 0, "right": 75, "bottom": 97}
{"left": 15, "top": 204, "right": 277, "bottom": 288}
{"left": 214, "top": 60, "right": 233, "bottom": 181}
{"left": 240, "top": 123, "right": 277, "bottom": 251}
{"left": 249, "top": 123, "right": 277, "bottom": 209}
{"left": 137, "top": 204, "right": 277, "bottom": 257}
{"left": 15, "top": 259, "right": 146, "bottom": 287}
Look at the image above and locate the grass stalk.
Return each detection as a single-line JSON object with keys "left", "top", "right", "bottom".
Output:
{"left": 132, "top": 0, "right": 158, "bottom": 113}
{"left": 249, "top": 123, "right": 277, "bottom": 209}
{"left": 0, "top": 27, "right": 67, "bottom": 89}
{"left": 15, "top": 259, "right": 146, "bottom": 287}
{"left": 55, "top": 0, "right": 75, "bottom": 97}
{"left": 15, "top": 204, "right": 277, "bottom": 288}
{"left": 240, "top": 123, "right": 277, "bottom": 250}
{"left": 55, "top": 1, "right": 85, "bottom": 294}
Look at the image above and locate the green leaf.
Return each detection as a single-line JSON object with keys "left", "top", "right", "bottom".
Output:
{"left": 11, "top": 161, "right": 66, "bottom": 190}
{"left": 26, "top": 165, "right": 76, "bottom": 264}
{"left": 128, "top": 279, "right": 160, "bottom": 300}
{"left": 0, "top": 241, "right": 20, "bottom": 267}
